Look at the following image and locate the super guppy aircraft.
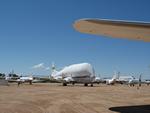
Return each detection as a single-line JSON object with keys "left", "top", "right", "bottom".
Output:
{"left": 51, "top": 63, "right": 95, "bottom": 86}
{"left": 73, "top": 19, "right": 150, "bottom": 42}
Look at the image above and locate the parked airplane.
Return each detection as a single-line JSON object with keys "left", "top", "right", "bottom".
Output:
{"left": 145, "top": 80, "right": 150, "bottom": 86}
{"left": 17, "top": 76, "right": 33, "bottom": 85}
{"left": 128, "top": 74, "right": 142, "bottom": 86}
{"left": 5, "top": 76, "right": 13, "bottom": 81}
{"left": 115, "top": 74, "right": 142, "bottom": 86}
{"left": 5, "top": 75, "right": 19, "bottom": 82}
{"left": 106, "top": 71, "right": 120, "bottom": 85}
{"left": 94, "top": 76, "right": 101, "bottom": 84}
{"left": 51, "top": 63, "right": 95, "bottom": 86}
{"left": 116, "top": 75, "right": 134, "bottom": 84}
{"left": 74, "top": 18, "right": 150, "bottom": 42}
{"left": 4, "top": 74, "right": 33, "bottom": 85}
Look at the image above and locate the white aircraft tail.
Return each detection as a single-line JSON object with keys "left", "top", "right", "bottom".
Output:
{"left": 112, "top": 71, "right": 120, "bottom": 80}
{"left": 51, "top": 62, "right": 58, "bottom": 77}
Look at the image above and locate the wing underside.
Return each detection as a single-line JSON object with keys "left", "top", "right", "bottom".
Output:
{"left": 73, "top": 19, "right": 150, "bottom": 42}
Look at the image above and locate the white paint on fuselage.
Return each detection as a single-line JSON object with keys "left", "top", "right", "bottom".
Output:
{"left": 51, "top": 63, "right": 95, "bottom": 83}
{"left": 18, "top": 76, "right": 33, "bottom": 82}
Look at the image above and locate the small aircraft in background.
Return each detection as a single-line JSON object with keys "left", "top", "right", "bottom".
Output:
{"left": 17, "top": 76, "right": 33, "bottom": 85}
{"left": 5, "top": 73, "right": 33, "bottom": 85}
{"left": 51, "top": 63, "right": 95, "bottom": 86}
{"left": 145, "top": 79, "right": 150, "bottom": 86}
{"left": 128, "top": 74, "right": 142, "bottom": 86}
{"left": 73, "top": 18, "right": 150, "bottom": 42}
{"left": 105, "top": 71, "right": 120, "bottom": 85}
{"left": 94, "top": 75, "right": 103, "bottom": 84}
{"left": 115, "top": 74, "right": 142, "bottom": 86}
{"left": 116, "top": 75, "right": 134, "bottom": 84}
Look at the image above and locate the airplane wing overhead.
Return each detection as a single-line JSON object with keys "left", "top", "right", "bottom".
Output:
{"left": 73, "top": 19, "right": 150, "bottom": 42}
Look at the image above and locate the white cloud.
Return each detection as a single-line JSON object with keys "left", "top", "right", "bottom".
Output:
{"left": 32, "top": 63, "right": 45, "bottom": 69}
{"left": 45, "top": 67, "right": 50, "bottom": 71}
{"left": 31, "top": 63, "right": 51, "bottom": 71}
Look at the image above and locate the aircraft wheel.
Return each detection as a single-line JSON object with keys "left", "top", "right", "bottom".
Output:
{"left": 29, "top": 81, "right": 32, "bottom": 85}
{"left": 63, "top": 83, "right": 67, "bottom": 86}
{"left": 72, "top": 82, "right": 75, "bottom": 85}
{"left": 91, "top": 84, "right": 93, "bottom": 87}
{"left": 84, "top": 83, "right": 88, "bottom": 86}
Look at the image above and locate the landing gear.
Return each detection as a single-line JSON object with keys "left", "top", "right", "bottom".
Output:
{"left": 72, "top": 82, "right": 75, "bottom": 85}
{"left": 29, "top": 80, "right": 32, "bottom": 85}
{"left": 63, "top": 83, "right": 67, "bottom": 86}
{"left": 91, "top": 84, "right": 93, "bottom": 87}
{"left": 17, "top": 81, "right": 21, "bottom": 86}
{"left": 130, "top": 84, "right": 135, "bottom": 87}
{"left": 84, "top": 83, "right": 88, "bottom": 86}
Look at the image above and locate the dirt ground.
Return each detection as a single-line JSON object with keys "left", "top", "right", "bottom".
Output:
{"left": 0, "top": 83, "right": 150, "bottom": 113}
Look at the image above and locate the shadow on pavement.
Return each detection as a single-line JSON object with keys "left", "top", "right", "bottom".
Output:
{"left": 109, "top": 105, "right": 150, "bottom": 113}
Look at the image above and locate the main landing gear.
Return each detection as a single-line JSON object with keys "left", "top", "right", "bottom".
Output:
{"left": 63, "top": 83, "right": 67, "bottom": 86}
{"left": 84, "top": 83, "right": 93, "bottom": 87}
{"left": 84, "top": 83, "right": 88, "bottom": 86}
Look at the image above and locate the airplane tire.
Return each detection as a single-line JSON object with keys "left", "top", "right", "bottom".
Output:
{"left": 72, "top": 82, "right": 75, "bottom": 85}
{"left": 91, "top": 84, "right": 93, "bottom": 87}
{"left": 29, "top": 81, "right": 32, "bottom": 85}
{"left": 63, "top": 83, "right": 67, "bottom": 86}
{"left": 84, "top": 83, "right": 88, "bottom": 86}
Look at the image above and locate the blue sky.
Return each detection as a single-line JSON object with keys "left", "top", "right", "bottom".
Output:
{"left": 0, "top": 0, "right": 150, "bottom": 78}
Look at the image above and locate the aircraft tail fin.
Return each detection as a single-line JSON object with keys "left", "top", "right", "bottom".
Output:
{"left": 112, "top": 71, "right": 120, "bottom": 80}
{"left": 51, "top": 62, "right": 58, "bottom": 77}
{"left": 139, "top": 74, "right": 142, "bottom": 87}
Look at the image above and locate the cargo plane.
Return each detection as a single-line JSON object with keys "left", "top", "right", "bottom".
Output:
{"left": 51, "top": 63, "right": 95, "bottom": 86}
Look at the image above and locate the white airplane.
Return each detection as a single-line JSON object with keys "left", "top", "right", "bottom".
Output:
{"left": 94, "top": 76, "right": 101, "bottom": 84}
{"left": 106, "top": 71, "right": 119, "bottom": 85}
{"left": 145, "top": 80, "right": 150, "bottom": 86}
{"left": 73, "top": 18, "right": 150, "bottom": 42}
{"left": 117, "top": 76, "right": 134, "bottom": 83}
{"left": 128, "top": 74, "right": 142, "bottom": 86}
{"left": 4, "top": 74, "right": 33, "bottom": 85}
{"left": 51, "top": 63, "right": 95, "bottom": 86}
{"left": 5, "top": 75, "right": 19, "bottom": 82}
{"left": 5, "top": 75, "right": 12, "bottom": 81}
{"left": 17, "top": 76, "right": 33, "bottom": 85}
